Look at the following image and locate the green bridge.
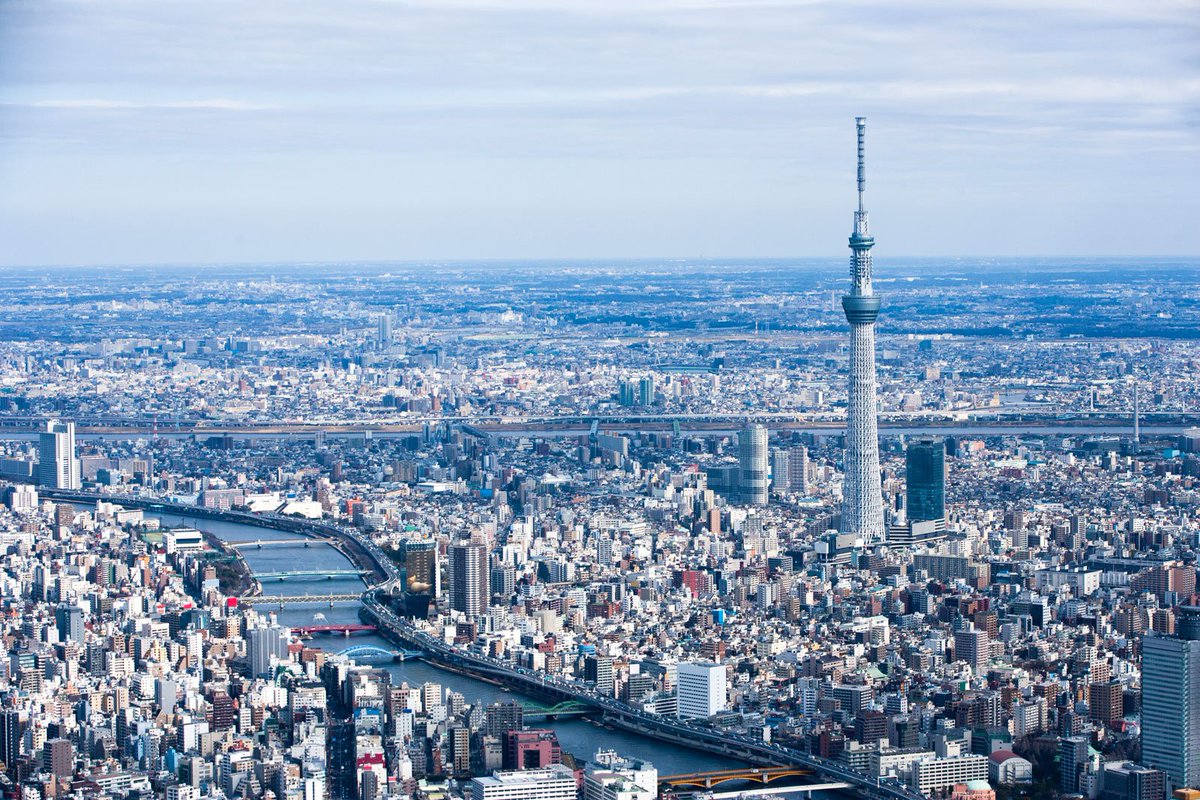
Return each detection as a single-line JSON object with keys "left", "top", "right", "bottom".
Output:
{"left": 520, "top": 700, "right": 593, "bottom": 720}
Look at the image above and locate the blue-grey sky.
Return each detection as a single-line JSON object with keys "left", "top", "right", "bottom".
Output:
{"left": 1, "top": 0, "right": 1197, "bottom": 265}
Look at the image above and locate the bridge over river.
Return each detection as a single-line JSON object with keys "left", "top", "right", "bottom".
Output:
{"left": 240, "top": 593, "right": 361, "bottom": 606}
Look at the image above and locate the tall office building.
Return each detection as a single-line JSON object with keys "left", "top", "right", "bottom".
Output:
{"left": 55, "top": 603, "right": 84, "bottom": 645}
{"left": 906, "top": 437, "right": 946, "bottom": 522}
{"left": 788, "top": 446, "right": 809, "bottom": 493}
{"left": 737, "top": 423, "right": 768, "bottom": 506}
{"left": 42, "top": 738, "right": 73, "bottom": 778}
{"left": 637, "top": 376, "right": 656, "bottom": 407}
{"left": 617, "top": 377, "right": 654, "bottom": 407}
{"left": 0, "top": 709, "right": 24, "bottom": 766}
{"left": 1101, "top": 763, "right": 1165, "bottom": 800}
{"left": 584, "top": 655, "right": 615, "bottom": 697}
{"left": 377, "top": 313, "right": 393, "bottom": 344}
{"left": 448, "top": 541, "right": 489, "bottom": 617}
{"left": 484, "top": 702, "right": 525, "bottom": 738}
{"left": 248, "top": 624, "right": 292, "bottom": 677}
{"left": 1060, "top": 735, "right": 1090, "bottom": 795}
{"left": 38, "top": 419, "right": 79, "bottom": 490}
{"left": 1140, "top": 605, "right": 1200, "bottom": 793}
{"left": 403, "top": 538, "right": 440, "bottom": 618}
{"left": 404, "top": 539, "right": 440, "bottom": 596}
{"left": 771, "top": 447, "right": 809, "bottom": 495}
{"left": 954, "top": 627, "right": 990, "bottom": 673}
{"left": 771, "top": 450, "right": 790, "bottom": 496}
{"left": 840, "top": 118, "right": 885, "bottom": 544}
{"left": 676, "top": 662, "right": 727, "bottom": 719}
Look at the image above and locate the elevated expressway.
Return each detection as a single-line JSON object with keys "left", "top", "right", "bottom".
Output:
{"left": 360, "top": 598, "right": 927, "bottom": 800}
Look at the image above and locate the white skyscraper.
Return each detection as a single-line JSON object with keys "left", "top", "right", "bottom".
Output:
{"left": 676, "top": 661, "right": 727, "bottom": 719}
{"left": 38, "top": 419, "right": 79, "bottom": 489}
{"left": 840, "top": 118, "right": 885, "bottom": 544}
{"left": 738, "top": 423, "right": 768, "bottom": 506}
{"left": 448, "top": 541, "right": 489, "bottom": 617}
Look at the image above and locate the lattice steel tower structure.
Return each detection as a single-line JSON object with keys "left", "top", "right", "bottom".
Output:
{"left": 840, "top": 117, "right": 885, "bottom": 543}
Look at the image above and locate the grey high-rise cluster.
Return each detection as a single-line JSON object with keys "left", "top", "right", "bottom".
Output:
{"left": 840, "top": 117, "right": 885, "bottom": 544}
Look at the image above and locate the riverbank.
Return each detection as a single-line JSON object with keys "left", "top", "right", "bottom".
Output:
{"left": 196, "top": 529, "right": 258, "bottom": 597}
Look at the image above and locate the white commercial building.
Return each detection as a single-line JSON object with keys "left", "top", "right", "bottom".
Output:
{"left": 584, "top": 751, "right": 657, "bottom": 800}
{"left": 676, "top": 661, "right": 727, "bottom": 719}
{"left": 871, "top": 748, "right": 934, "bottom": 781}
{"left": 6, "top": 484, "right": 38, "bottom": 513}
{"left": 38, "top": 419, "right": 79, "bottom": 490}
{"left": 164, "top": 528, "right": 204, "bottom": 555}
{"left": 471, "top": 765, "right": 577, "bottom": 800}
{"left": 1035, "top": 567, "right": 1101, "bottom": 597}
{"left": 911, "top": 755, "right": 988, "bottom": 794}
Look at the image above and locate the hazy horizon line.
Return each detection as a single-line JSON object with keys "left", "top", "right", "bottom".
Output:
{"left": 1, "top": 254, "right": 1198, "bottom": 272}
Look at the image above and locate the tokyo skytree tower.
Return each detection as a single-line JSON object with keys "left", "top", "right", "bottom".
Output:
{"left": 840, "top": 117, "right": 885, "bottom": 543}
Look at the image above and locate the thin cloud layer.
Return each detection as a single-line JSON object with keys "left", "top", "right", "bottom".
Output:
{"left": 0, "top": 0, "right": 1196, "bottom": 264}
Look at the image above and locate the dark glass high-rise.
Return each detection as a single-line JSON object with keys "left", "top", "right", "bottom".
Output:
{"left": 905, "top": 436, "right": 946, "bottom": 522}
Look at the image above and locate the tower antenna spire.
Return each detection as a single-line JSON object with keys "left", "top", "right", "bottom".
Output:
{"left": 856, "top": 116, "right": 866, "bottom": 214}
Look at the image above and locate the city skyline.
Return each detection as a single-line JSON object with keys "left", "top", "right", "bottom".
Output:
{"left": 0, "top": 248, "right": 1197, "bottom": 799}
{"left": 1, "top": 3, "right": 1199, "bottom": 799}
{"left": 2, "top": 0, "right": 1198, "bottom": 266}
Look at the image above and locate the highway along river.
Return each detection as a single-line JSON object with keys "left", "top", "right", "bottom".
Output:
{"left": 145, "top": 511, "right": 746, "bottom": 776}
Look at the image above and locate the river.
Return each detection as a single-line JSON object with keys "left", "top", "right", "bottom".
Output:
{"left": 145, "top": 512, "right": 746, "bottom": 776}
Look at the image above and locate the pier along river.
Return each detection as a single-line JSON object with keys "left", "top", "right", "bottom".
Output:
{"left": 140, "top": 510, "right": 745, "bottom": 776}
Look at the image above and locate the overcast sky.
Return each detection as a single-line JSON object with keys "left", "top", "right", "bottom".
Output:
{"left": 0, "top": 0, "right": 1197, "bottom": 266}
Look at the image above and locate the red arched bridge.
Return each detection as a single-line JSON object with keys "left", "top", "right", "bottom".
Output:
{"left": 659, "top": 767, "right": 814, "bottom": 790}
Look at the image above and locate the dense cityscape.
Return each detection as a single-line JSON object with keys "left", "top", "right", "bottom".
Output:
{"left": 2, "top": 127, "right": 1199, "bottom": 800}
{"left": 0, "top": 239, "right": 1195, "bottom": 800}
